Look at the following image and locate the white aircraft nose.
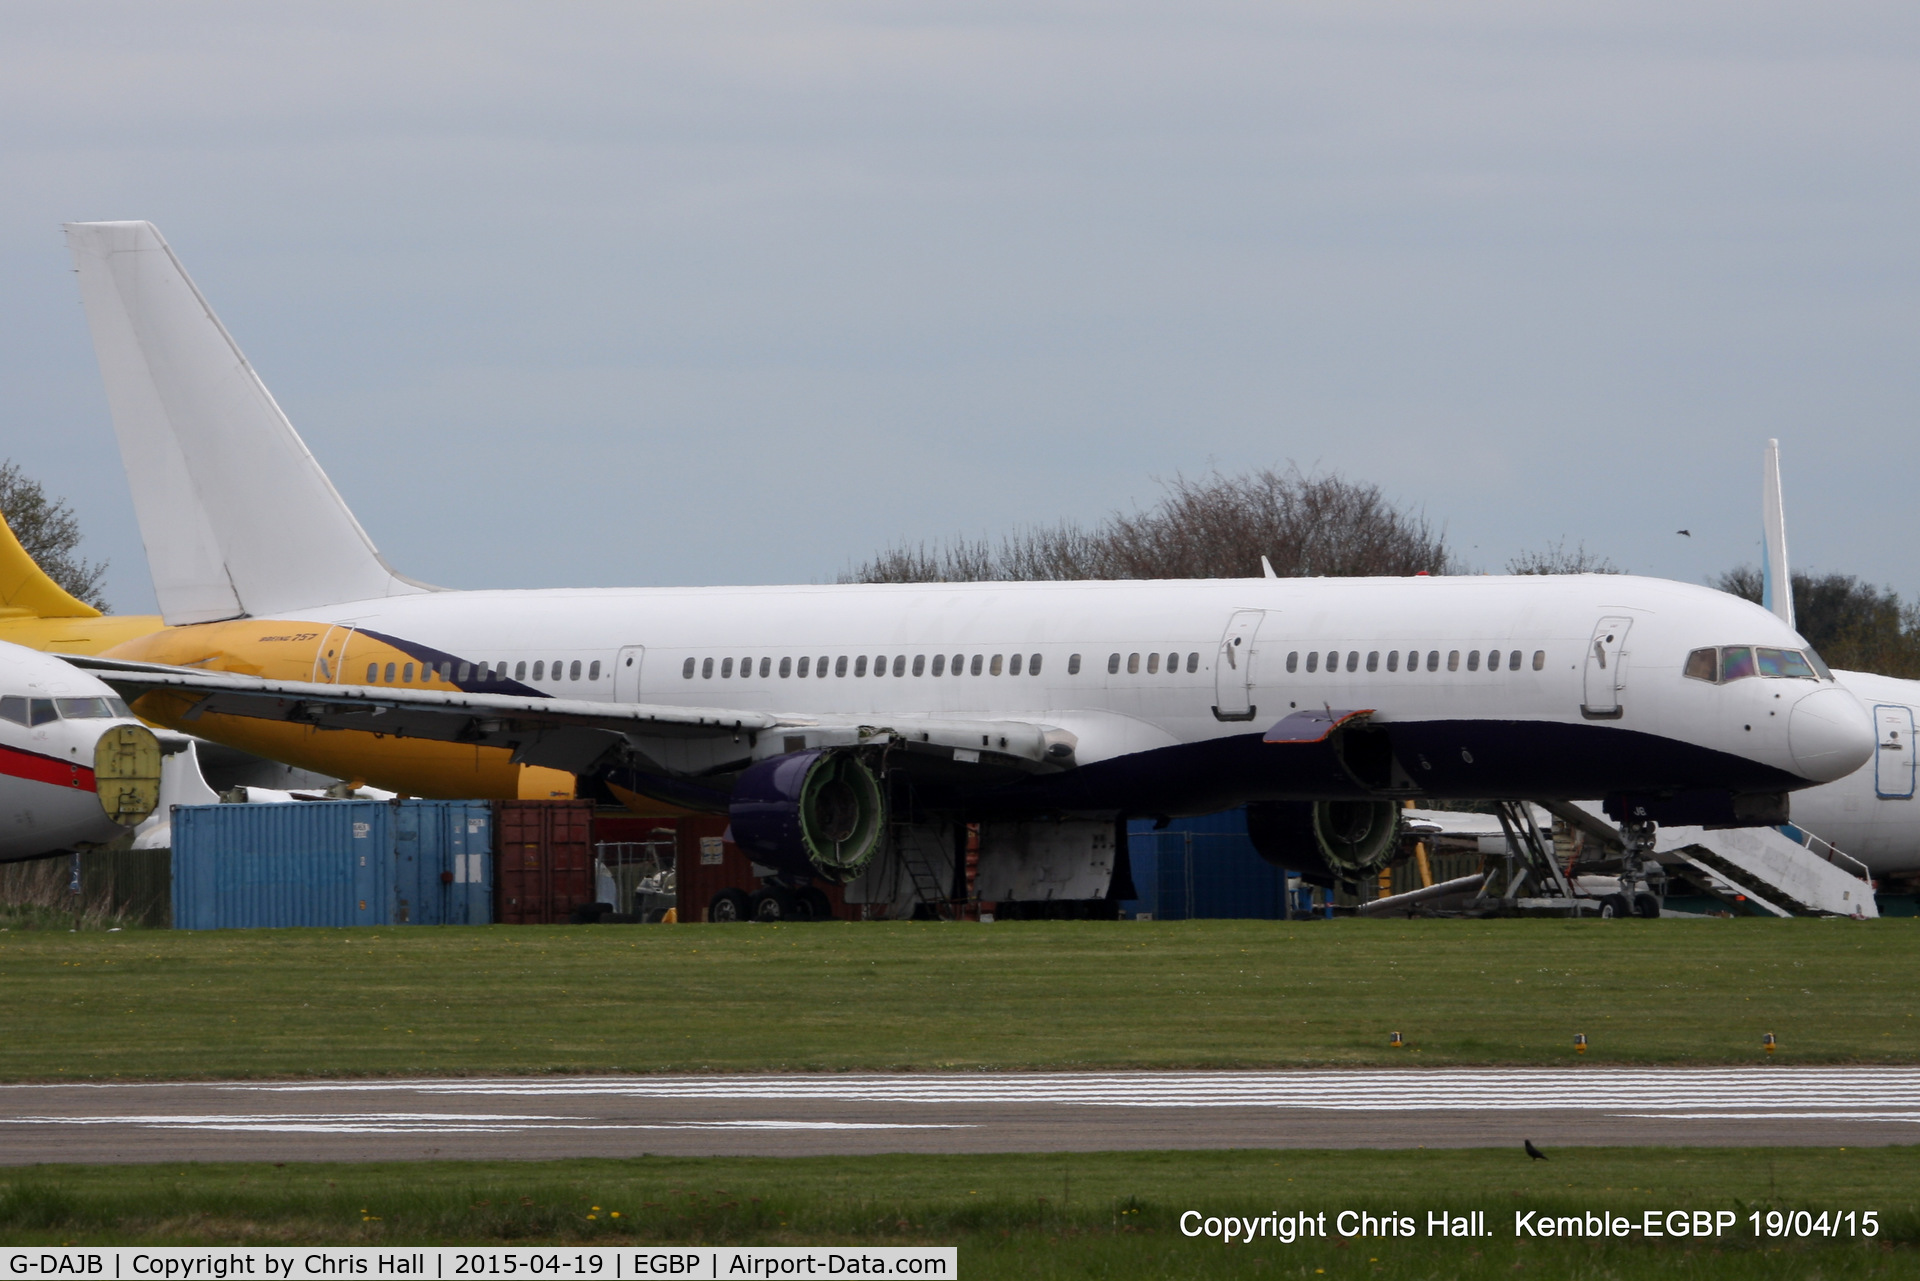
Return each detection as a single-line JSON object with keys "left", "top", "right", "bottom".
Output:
{"left": 1789, "top": 687, "right": 1875, "bottom": 782}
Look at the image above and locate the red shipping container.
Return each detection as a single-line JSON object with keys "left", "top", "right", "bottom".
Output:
{"left": 494, "top": 799, "right": 595, "bottom": 923}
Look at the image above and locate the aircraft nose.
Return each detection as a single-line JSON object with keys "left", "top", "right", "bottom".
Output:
{"left": 1789, "top": 687, "right": 1875, "bottom": 782}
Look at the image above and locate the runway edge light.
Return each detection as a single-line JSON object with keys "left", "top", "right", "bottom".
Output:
{"left": 1390, "top": 1031, "right": 1405, "bottom": 1049}
{"left": 1764, "top": 1032, "right": 1777, "bottom": 1054}
{"left": 1574, "top": 1033, "right": 1588, "bottom": 1055}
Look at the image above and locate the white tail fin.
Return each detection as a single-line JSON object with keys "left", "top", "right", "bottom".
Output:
{"left": 64, "top": 221, "right": 430, "bottom": 624}
{"left": 1761, "top": 438, "right": 1793, "bottom": 629}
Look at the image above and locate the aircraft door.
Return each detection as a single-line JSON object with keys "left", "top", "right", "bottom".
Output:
{"left": 1581, "top": 617, "right": 1632, "bottom": 719}
{"left": 1874, "top": 705, "right": 1914, "bottom": 799}
{"left": 1213, "top": 610, "right": 1265, "bottom": 722}
{"left": 311, "top": 625, "right": 357, "bottom": 684}
{"left": 614, "top": 646, "right": 646, "bottom": 702}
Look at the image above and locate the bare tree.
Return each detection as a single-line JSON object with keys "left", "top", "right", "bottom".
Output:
{"left": 0, "top": 461, "right": 109, "bottom": 610}
{"left": 845, "top": 466, "right": 1456, "bottom": 583}
{"left": 1506, "top": 539, "right": 1622, "bottom": 575}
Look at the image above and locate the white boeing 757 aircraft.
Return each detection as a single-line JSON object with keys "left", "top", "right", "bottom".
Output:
{"left": 52, "top": 221, "right": 1874, "bottom": 903}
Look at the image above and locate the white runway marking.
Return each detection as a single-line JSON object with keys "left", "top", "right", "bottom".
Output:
{"left": 0, "top": 1113, "right": 971, "bottom": 1136}
{"left": 217, "top": 1066, "right": 1920, "bottom": 1121}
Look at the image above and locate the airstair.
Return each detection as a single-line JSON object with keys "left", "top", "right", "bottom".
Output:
{"left": 1557, "top": 801, "right": 1877, "bottom": 919}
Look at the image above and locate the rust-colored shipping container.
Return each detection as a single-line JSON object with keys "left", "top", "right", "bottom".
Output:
{"left": 494, "top": 799, "right": 595, "bottom": 923}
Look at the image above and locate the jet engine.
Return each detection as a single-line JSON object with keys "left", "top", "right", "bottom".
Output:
{"left": 1246, "top": 799, "right": 1401, "bottom": 884}
{"left": 728, "top": 748, "right": 887, "bottom": 882}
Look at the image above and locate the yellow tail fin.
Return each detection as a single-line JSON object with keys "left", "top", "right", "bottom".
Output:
{"left": 0, "top": 509, "right": 100, "bottom": 619}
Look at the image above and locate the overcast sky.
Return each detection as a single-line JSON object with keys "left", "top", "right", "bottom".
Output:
{"left": 2, "top": 3, "right": 1915, "bottom": 614}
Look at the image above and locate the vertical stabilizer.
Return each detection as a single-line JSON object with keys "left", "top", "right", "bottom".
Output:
{"left": 64, "top": 221, "right": 430, "bottom": 624}
{"left": 0, "top": 508, "right": 100, "bottom": 619}
{"left": 1761, "top": 438, "right": 1793, "bottom": 629}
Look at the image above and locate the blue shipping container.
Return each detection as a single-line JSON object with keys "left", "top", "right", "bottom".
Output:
{"left": 172, "top": 800, "right": 493, "bottom": 930}
{"left": 394, "top": 801, "right": 493, "bottom": 925}
{"left": 1124, "top": 810, "right": 1293, "bottom": 920}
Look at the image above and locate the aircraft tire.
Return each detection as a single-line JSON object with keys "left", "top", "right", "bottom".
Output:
{"left": 1598, "top": 893, "right": 1632, "bottom": 919}
{"left": 750, "top": 885, "right": 798, "bottom": 923}
{"left": 798, "top": 886, "right": 834, "bottom": 921}
{"left": 1633, "top": 891, "right": 1662, "bottom": 918}
{"left": 709, "top": 888, "right": 751, "bottom": 923}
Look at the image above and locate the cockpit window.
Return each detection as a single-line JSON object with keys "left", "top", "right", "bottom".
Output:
{"left": 0, "top": 696, "right": 24, "bottom": 726}
{"left": 55, "top": 697, "right": 117, "bottom": 719}
{"left": 28, "top": 698, "right": 58, "bottom": 726}
{"left": 1691, "top": 644, "right": 1825, "bottom": 684}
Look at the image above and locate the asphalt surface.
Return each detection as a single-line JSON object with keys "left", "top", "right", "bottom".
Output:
{"left": 2, "top": 1067, "right": 1916, "bottom": 1163}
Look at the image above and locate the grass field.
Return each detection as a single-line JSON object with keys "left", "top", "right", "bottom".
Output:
{"left": 1, "top": 1148, "right": 1914, "bottom": 1277}
{"left": 0, "top": 918, "right": 1914, "bottom": 1079}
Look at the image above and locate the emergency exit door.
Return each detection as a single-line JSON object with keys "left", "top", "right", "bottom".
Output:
{"left": 1213, "top": 610, "right": 1264, "bottom": 721}
{"left": 614, "top": 646, "right": 646, "bottom": 703}
{"left": 1581, "top": 617, "right": 1632, "bottom": 719}
{"left": 1875, "top": 704, "right": 1915, "bottom": 799}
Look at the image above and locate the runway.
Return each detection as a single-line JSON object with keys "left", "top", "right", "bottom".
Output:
{"left": 2, "top": 1067, "right": 1916, "bottom": 1164}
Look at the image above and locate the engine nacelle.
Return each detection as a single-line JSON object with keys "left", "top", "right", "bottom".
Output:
{"left": 1246, "top": 799, "right": 1401, "bottom": 884}
{"left": 728, "top": 748, "right": 887, "bottom": 882}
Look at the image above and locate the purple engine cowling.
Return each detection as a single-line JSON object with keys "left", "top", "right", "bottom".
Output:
{"left": 728, "top": 748, "right": 887, "bottom": 882}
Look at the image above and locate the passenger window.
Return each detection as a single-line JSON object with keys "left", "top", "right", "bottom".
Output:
{"left": 402, "top": 663, "right": 414, "bottom": 683}
{"left": 1466, "top": 651, "right": 1480, "bottom": 672}
{"left": 931, "top": 654, "right": 945, "bottom": 677}
{"left": 0, "top": 696, "right": 25, "bottom": 725}
{"left": 683, "top": 658, "right": 695, "bottom": 679}
{"left": 1127, "top": 653, "right": 1140, "bottom": 674}
{"left": 797, "top": 656, "right": 811, "bottom": 678}
{"left": 29, "top": 698, "right": 57, "bottom": 726}
{"left": 986, "top": 654, "right": 1000, "bottom": 676}
{"left": 1029, "top": 653, "right": 1042, "bottom": 675}
{"left": 1326, "top": 651, "right": 1338, "bottom": 672}
{"left": 780, "top": 657, "right": 793, "bottom": 678}
{"left": 1366, "top": 651, "right": 1379, "bottom": 672}
{"left": 1532, "top": 650, "right": 1545, "bottom": 671}
{"left": 385, "top": 662, "right": 397, "bottom": 683}
{"left": 1108, "top": 653, "right": 1121, "bottom": 675}
{"left": 831, "top": 655, "right": 845, "bottom": 677}
{"left": 1345, "top": 652, "right": 1358, "bottom": 673}
{"left": 1011, "top": 653, "right": 1024, "bottom": 676}
{"left": 1306, "top": 651, "right": 1319, "bottom": 673}
{"left": 720, "top": 658, "right": 733, "bottom": 679}
{"left": 1287, "top": 652, "right": 1299, "bottom": 673}
{"left": 1386, "top": 650, "right": 1399, "bottom": 672}
{"left": 910, "top": 655, "right": 923, "bottom": 676}
{"left": 1684, "top": 648, "right": 1718, "bottom": 682}
{"left": 702, "top": 657, "right": 714, "bottom": 679}
{"left": 971, "top": 654, "right": 984, "bottom": 676}
{"left": 759, "top": 658, "right": 771, "bottom": 678}
{"left": 1508, "top": 650, "right": 1521, "bottom": 671}
{"left": 512, "top": 661, "right": 526, "bottom": 680}
{"left": 1146, "top": 653, "right": 1160, "bottom": 675}
{"left": 1187, "top": 652, "right": 1198, "bottom": 673}
{"left": 1721, "top": 646, "right": 1756, "bottom": 682}
{"left": 368, "top": 663, "right": 380, "bottom": 683}
{"left": 894, "top": 656, "right": 907, "bottom": 677}
{"left": 1068, "top": 654, "right": 1081, "bottom": 675}
{"left": 1427, "top": 651, "right": 1440, "bottom": 672}
{"left": 874, "top": 655, "right": 886, "bottom": 676}
{"left": 819, "top": 655, "right": 831, "bottom": 678}
{"left": 1447, "top": 651, "right": 1460, "bottom": 672}
{"left": 854, "top": 656, "right": 868, "bottom": 677}
{"left": 589, "top": 661, "right": 601, "bottom": 681}
{"left": 566, "top": 660, "right": 578, "bottom": 681}
{"left": 1165, "top": 652, "right": 1177, "bottom": 672}
{"left": 533, "top": 661, "right": 546, "bottom": 681}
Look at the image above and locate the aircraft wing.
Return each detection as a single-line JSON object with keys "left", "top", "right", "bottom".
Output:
{"left": 55, "top": 655, "right": 1074, "bottom": 777}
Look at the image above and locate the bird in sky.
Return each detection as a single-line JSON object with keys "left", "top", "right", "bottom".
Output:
{"left": 1677, "top": 529, "right": 1691, "bottom": 537}
{"left": 1524, "top": 1140, "right": 1548, "bottom": 1161}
